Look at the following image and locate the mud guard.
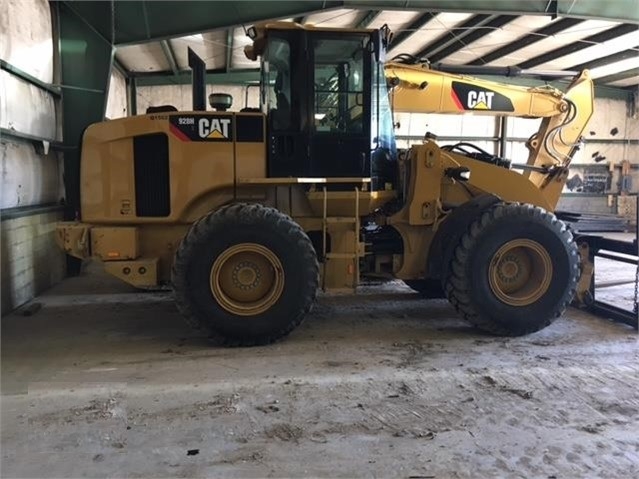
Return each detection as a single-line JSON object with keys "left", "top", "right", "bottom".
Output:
{"left": 426, "top": 194, "right": 501, "bottom": 280}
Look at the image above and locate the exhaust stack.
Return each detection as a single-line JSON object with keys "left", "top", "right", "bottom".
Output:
{"left": 188, "top": 47, "right": 206, "bottom": 111}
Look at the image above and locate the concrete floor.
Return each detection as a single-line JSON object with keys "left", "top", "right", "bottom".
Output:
{"left": 2, "top": 263, "right": 638, "bottom": 478}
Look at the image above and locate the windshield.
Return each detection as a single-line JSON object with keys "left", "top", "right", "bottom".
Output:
{"left": 313, "top": 37, "right": 365, "bottom": 133}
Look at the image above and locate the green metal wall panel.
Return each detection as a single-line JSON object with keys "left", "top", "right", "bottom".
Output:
{"left": 58, "top": 2, "right": 114, "bottom": 219}
{"left": 344, "top": 0, "right": 639, "bottom": 23}
{"left": 62, "top": 0, "right": 638, "bottom": 47}
{"left": 63, "top": 1, "right": 342, "bottom": 45}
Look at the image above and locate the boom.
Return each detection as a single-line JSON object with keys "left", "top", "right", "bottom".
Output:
{"left": 385, "top": 62, "right": 595, "bottom": 184}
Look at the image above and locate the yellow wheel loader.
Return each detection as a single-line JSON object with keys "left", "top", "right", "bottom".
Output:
{"left": 56, "top": 22, "right": 594, "bottom": 345}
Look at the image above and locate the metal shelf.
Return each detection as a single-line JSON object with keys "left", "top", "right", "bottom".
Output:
{"left": 0, "top": 60, "right": 62, "bottom": 98}
{"left": 0, "top": 203, "right": 65, "bottom": 221}
{"left": 0, "top": 128, "right": 70, "bottom": 153}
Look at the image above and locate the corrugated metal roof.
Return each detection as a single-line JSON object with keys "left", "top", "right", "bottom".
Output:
{"left": 303, "top": 9, "right": 369, "bottom": 27}
{"left": 488, "top": 20, "right": 618, "bottom": 67}
{"left": 443, "top": 16, "right": 554, "bottom": 65}
{"left": 170, "top": 31, "right": 228, "bottom": 71}
{"left": 387, "top": 12, "right": 475, "bottom": 58}
{"left": 117, "top": 42, "right": 169, "bottom": 72}
{"left": 115, "top": 9, "right": 639, "bottom": 88}
{"left": 368, "top": 10, "right": 422, "bottom": 31}
{"left": 533, "top": 31, "right": 639, "bottom": 70}
{"left": 608, "top": 75, "right": 639, "bottom": 87}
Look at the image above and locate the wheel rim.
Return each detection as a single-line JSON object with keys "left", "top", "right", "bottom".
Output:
{"left": 210, "top": 243, "right": 284, "bottom": 316}
{"left": 488, "top": 239, "right": 553, "bottom": 306}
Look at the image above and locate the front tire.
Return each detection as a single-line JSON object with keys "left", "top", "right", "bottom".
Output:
{"left": 172, "top": 204, "right": 319, "bottom": 346}
{"left": 444, "top": 203, "right": 579, "bottom": 336}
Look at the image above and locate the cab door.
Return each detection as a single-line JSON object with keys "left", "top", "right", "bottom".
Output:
{"left": 265, "top": 33, "right": 309, "bottom": 177}
{"left": 309, "top": 35, "right": 371, "bottom": 178}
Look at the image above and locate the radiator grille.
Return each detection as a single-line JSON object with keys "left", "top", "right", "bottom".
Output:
{"left": 134, "top": 133, "right": 170, "bottom": 217}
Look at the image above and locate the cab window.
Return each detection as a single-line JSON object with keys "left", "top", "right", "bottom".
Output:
{"left": 313, "top": 37, "right": 365, "bottom": 133}
{"left": 263, "top": 37, "right": 292, "bottom": 130}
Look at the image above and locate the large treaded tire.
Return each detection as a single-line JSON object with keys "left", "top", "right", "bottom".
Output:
{"left": 444, "top": 203, "right": 579, "bottom": 336}
{"left": 171, "top": 203, "right": 319, "bottom": 346}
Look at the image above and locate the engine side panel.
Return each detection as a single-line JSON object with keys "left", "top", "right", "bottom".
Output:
{"left": 80, "top": 112, "right": 266, "bottom": 224}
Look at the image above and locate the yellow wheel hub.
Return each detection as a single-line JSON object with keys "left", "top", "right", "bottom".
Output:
{"left": 210, "top": 243, "right": 284, "bottom": 316}
{"left": 488, "top": 239, "right": 553, "bottom": 306}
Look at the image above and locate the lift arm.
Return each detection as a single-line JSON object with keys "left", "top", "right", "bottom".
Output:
{"left": 385, "top": 62, "right": 594, "bottom": 177}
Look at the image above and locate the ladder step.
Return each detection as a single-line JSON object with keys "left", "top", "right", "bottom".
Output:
{"left": 325, "top": 253, "right": 358, "bottom": 259}
{"left": 325, "top": 217, "right": 358, "bottom": 224}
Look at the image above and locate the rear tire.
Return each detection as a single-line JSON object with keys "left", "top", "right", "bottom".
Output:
{"left": 444, "top": 203, "right": 579, "bottom": 336}
{"left": 172, "top": 203, "right": 319, "bottom": 346}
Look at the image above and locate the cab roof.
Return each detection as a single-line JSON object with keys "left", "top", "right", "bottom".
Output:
{"left": 244, "top": 21, "right": 379, "bottom": 60}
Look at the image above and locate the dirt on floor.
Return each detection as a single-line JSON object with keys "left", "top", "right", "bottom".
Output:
{"left": 1, "top": 264, "right": 638, "bottom": 478}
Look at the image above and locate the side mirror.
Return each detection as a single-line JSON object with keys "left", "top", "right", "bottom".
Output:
{"left": 380, "top": 24, "right": 393, "bottom": 49}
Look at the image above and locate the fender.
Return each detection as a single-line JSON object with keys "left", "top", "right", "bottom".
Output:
{"left": 426, "top": 194, "right": 501, "bottom": 279}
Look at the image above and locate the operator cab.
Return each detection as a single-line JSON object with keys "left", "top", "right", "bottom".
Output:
{"left": 245, "top": 23, "right": 396, "bottom": 190}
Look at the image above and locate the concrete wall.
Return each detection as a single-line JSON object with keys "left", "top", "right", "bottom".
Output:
{"left": 573, "top": 98, "right": 639, "bottom": 197}
{"left": 1, "top": 143, "right": 63, "bottom": 208}
{"left": 1, "top": 211, "right": 65, "bottom": 314}
{"left": 557, "top": 195, "right": 615, "bottom": 215}
{"left": 1, "top": 0, "right": 66, "bottom": 314}
{"left": 507, "top": 98, "right": 639, "bottom": 177}
{"left": 0, "top": 0, "right": 54, "bottom": 83}
{"left": 583, "top": 98, "right": 639, "bottom": 166}
{"left": 0, "top": 70, "right": 59, "bottom": 139}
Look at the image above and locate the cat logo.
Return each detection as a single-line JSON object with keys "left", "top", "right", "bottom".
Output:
{"left": 451, "top": 82, "right": 514, "bottom": 112}
{"left": 467, "top": 91, "right": 495, "bottom": 110}
{"left": 198, "top": 118, "right": 231, "bottom": 139}
{"left": 168, "top": 115, "right": 234, "bottom": 142}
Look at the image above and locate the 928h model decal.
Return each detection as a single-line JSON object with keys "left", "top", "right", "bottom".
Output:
{"left": 169, "top": 115, "right": 233, "bottom": 142}
{"left": 451, "top": 82, "right": 515, "bottom": 112}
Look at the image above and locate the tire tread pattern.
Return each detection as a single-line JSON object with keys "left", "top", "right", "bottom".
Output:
{"left": 444, "top": 203, "right": 580, "bottom": 336}
{"left": 171, "top": 203, "right": 319, "bottom": 346}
